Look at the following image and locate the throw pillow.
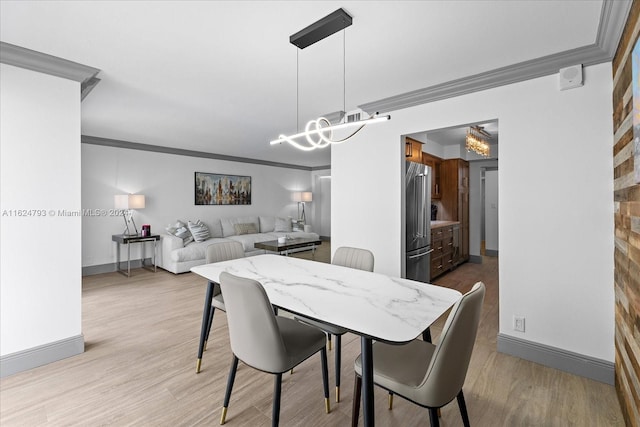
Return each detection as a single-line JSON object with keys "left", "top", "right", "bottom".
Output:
{"left": 233, "top": 222, "right": 258, "bottom": 235}
{"left": 166, "top": 221, "right": 194, "bottom": 245}
{"left": 274, "top": 217, "right": 292, "bottom": 232}
{"left": 188, "top": 220, "right": 211, "bottom": 242}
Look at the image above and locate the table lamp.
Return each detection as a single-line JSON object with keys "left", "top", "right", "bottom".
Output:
{"left": 114, "top": 194, "right": 145, "bottom": 236}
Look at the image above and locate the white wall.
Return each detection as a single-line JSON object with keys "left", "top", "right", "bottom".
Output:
{"left": 333, "top": 63, "right": 614, "bottom": 362}
{"left": 0, "top": 64, "right": 82, "bottom": 356}
{"left": 484, "top": 169, "right": 499, "bottom": 252}
{"left": 81, "top": 144, "right": 315, "bottom": 268}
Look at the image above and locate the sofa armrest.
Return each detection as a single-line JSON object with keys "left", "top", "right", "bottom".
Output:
{"left": 158, "top": 233, "right": 184, "bottom": 269}
{"left": 162, "top": 233, "right": 184, "bottom": 252}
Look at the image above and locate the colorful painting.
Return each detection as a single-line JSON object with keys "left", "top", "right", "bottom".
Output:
{"left": 195, "top": 172, "right": 251, "bottom": 205}
{"left": 633, "top": 37, "right": 640, "bottom": 183}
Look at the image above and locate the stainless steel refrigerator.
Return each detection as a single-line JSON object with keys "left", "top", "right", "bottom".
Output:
{"left": 405, "top": 161, "right": 432, "bottom": 283}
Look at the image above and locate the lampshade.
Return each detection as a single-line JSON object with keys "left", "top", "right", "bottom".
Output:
{"left": 292, "top": 191, "right": 312, "bottom": 202}
{"left": 114, "top": 194, "right": 145, "bottom": 209}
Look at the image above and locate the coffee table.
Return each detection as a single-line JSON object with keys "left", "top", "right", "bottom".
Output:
{"left": 254, "top": 237, "right": 321, "bottom": 257}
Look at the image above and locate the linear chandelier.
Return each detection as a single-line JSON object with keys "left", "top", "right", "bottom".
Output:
{"left": 270, "top": 8, "right": 390, "bottom": 151}
{"left": 465, "top": 126, "right": 491, "bottom": 157}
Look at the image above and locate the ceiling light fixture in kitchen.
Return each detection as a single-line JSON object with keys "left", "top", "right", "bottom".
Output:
{"left": 269, "top": 8, "right": 390, "bottom": 151}
{"left": 465, "top": 126, "right": 491, "bottom": 157}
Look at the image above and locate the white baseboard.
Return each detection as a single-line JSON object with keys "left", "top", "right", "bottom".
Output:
{"left": 497, "top": 333, "right": 614, "bottom": 385}
{"left": 1, "top": 335, "right": 84, "bottom": 378}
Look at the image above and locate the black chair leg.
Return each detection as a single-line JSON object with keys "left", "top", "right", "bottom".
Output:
{"left": 220, "top": 356, "right": 239, "bottom": 425}
{"left": 204, "top": 305, "right": 216, "bottom": 349}
{"left": 429, "top": 407, "right": 440, "bottom": 427}
{"left": 351, "top": 375, "right": 362, "bottom": 427}
{"left": 320, "top": 347, "right": 330, "bottom": 413}
{"left": 272, "top": 373, "right": 283, "bottom": 427}
{"left": 422, "top": 327, "right": 432, "bottom": 343}
{"left": 457, "top": 390, "right": 471, "bottom": 427}
{"left": 196, "top": 281, "right": 215, "bottom": 373}
{"left": 335, "top": 334, "right": 342, "bottom": 402}
{"left": 327, "top": 333, "right": 332, "bottom": 350}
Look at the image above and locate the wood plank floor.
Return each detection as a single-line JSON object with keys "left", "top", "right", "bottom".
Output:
{"left": 1, "top": 244, "right": 624, "bottom": 426}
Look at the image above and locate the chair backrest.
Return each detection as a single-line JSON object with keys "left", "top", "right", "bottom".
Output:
{"left": 332, "top": 247, "right": 374, "bottom": 272}
{"left": 206, "top": 241, "right": 245, "bottom": 264}
{"left": 418, "top": 282, "right": 485, "bottom": 407}
{"left": 218, "top": 272, "right": 288, "bottom": 373}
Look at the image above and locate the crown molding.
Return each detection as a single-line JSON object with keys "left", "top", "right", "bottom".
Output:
{"left": 0, "top": 42, "right": 100, "bottom": 98}
{"left": 81, "top": 135, "right": 330, "bottom": 171}
{"left": 359, "top": 0, "right": 632, "bottom": 115}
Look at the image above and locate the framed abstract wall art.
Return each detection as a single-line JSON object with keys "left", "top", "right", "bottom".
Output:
{"left": 195, "top": 172, "right": 251, "bottom": 205}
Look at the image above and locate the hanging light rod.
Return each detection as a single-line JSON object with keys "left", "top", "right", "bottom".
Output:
{"left": 269, "top": 114, "right": 390, "bottom": 149}
{"left": 290, "top": 8, "right": 353, "bottom": 49}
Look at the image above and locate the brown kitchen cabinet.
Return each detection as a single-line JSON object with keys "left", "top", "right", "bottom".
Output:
{"left": 440, "top": 159, "right": 469, "bottom": 263}
{"left": 430, "top": 222, "right": 458, "bottom": 280}
{"left": 422, "top": 152, "right": 442, "bottom": 200}
{"left": 405, "top": 137, "right": 423, "bottom": 163}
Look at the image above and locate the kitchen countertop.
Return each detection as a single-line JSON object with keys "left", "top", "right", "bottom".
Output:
{"left": 431, "top": 220, "right": 460, "bottom": 228}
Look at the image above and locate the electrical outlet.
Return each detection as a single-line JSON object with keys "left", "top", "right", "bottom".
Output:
{"left": 513, "top": 316, "right": 525, "bottom": 332}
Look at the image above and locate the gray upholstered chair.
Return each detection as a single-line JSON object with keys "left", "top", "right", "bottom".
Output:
{"left": 295, "top": 246, "right": 374, "bottom": 402}
{"left": 218, "top": 272, "right": 330, "bottom": 426}
{"left": 352, "top": 282, "right": 485, "bottom": 427}
{"left": 195, "top": 241, "right": 245, "bottom": 373}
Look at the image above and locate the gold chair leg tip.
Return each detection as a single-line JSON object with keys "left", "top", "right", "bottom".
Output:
{"left": 336, "top": 386, "right": 340, "bottom": 403}
{"left": 196, "top": 359, "right": 202, "bottom": 374}
{"left": 220, "top": 407, "right": 227, "bottom": 425}
{"left": 325, "top": 398, "right": 331, "bottom": 414}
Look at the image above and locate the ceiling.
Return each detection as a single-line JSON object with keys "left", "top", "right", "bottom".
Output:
{"left": 0, "top": 1, "right": 622, "bottom": 168}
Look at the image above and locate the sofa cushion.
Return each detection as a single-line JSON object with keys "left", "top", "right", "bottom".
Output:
{"left": 166, "top": 220, "right": 194, "bottom": 245}
{"left": 227, "top": 233, "right": 275, "bottom": 251}
{"left": 221, "top": 216, "right": 260, "bottom": 237}
{"left": 208, "top": 219, "right": 224, "bottom": 238}
{"left": 274, "top": 217, "right": 292, "bottom": 232}
{"left": 188, "top": 220, "right": 210, "bottom": 242}
{"left": 170, "top": 238, "right": 227, "bottom": 262}
{"left": 234, "top": 222, "right": 259, "bottom": 235}
{"left": 259, "top": 216, "right": 275, "bottom": 233}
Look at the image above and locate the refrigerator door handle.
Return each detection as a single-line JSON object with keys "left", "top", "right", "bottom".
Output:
{"left": 408, "top": 248, "right": 434, "bottom": 259}
{"left": 415, "top": 173, "right": 428, "bottom": 238}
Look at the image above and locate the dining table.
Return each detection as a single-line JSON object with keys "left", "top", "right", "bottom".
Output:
{"left": 191, "top": 254, "right": 461, "bottom": 427}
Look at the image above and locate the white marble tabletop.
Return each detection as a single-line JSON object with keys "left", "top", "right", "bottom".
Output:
{"left": 191, "top": 254, "right": 461, "bottom": 343}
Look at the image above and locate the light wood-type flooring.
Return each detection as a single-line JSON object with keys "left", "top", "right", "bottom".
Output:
{"left": 1, "top": 243, "right": 624, "bottom": 426}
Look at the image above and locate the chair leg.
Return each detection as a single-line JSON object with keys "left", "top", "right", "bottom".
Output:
{"left": 388, "top": 392, "right": 393, "bottom": 409}
{"left": 335, "top": 334, "right": 341, "bottom": 402}
{"left": 428, "top": 407, "right": 440, "bottom": 427}
{"left": 272, "top": 373, "right": 282, "bottom": 427}
{"left": 457, "top": 390, "right": 471, "bottom": 427}
{"left": 220, "top": 356, "right": 239, "bottom": 425}
{"left": 320, "top": 347, "right": 331, "bottom": 413}
{"left": 327, "top": 333, "right": 332, "bottom": 350}
{"left": 422, "top": 327, "right": 432, "bottom": 343}
{"left": 352, "top": 375, "right": 362, "bottom": 427}
{"left": 197, "top": 281, "right": 215, "bottom": 373}
{"left": 204, "top": 305, "right": 216, "bottom": 351}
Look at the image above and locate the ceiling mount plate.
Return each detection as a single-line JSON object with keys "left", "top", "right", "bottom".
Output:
{"left": 290, "top": 8, "right": 352, "bottom": 50}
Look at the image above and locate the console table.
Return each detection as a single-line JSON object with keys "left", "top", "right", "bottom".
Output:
{"left": 112, "top": 234, "right": 160, "bottom": 277}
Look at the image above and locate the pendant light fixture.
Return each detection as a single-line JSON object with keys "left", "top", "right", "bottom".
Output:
{"left": 270, "top": 8, "right": 390, "bottom": 151}
{"left": 465, "top": 126, "right": 491, "bottom": 157}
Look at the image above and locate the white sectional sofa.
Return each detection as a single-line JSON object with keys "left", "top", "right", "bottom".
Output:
{"left": 158, "top": 215, "right": 319, "bottom": 274}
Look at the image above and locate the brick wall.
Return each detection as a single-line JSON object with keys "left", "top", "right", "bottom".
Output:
{"left": 612, "top": 1, "right": 640, "bottom": 425}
